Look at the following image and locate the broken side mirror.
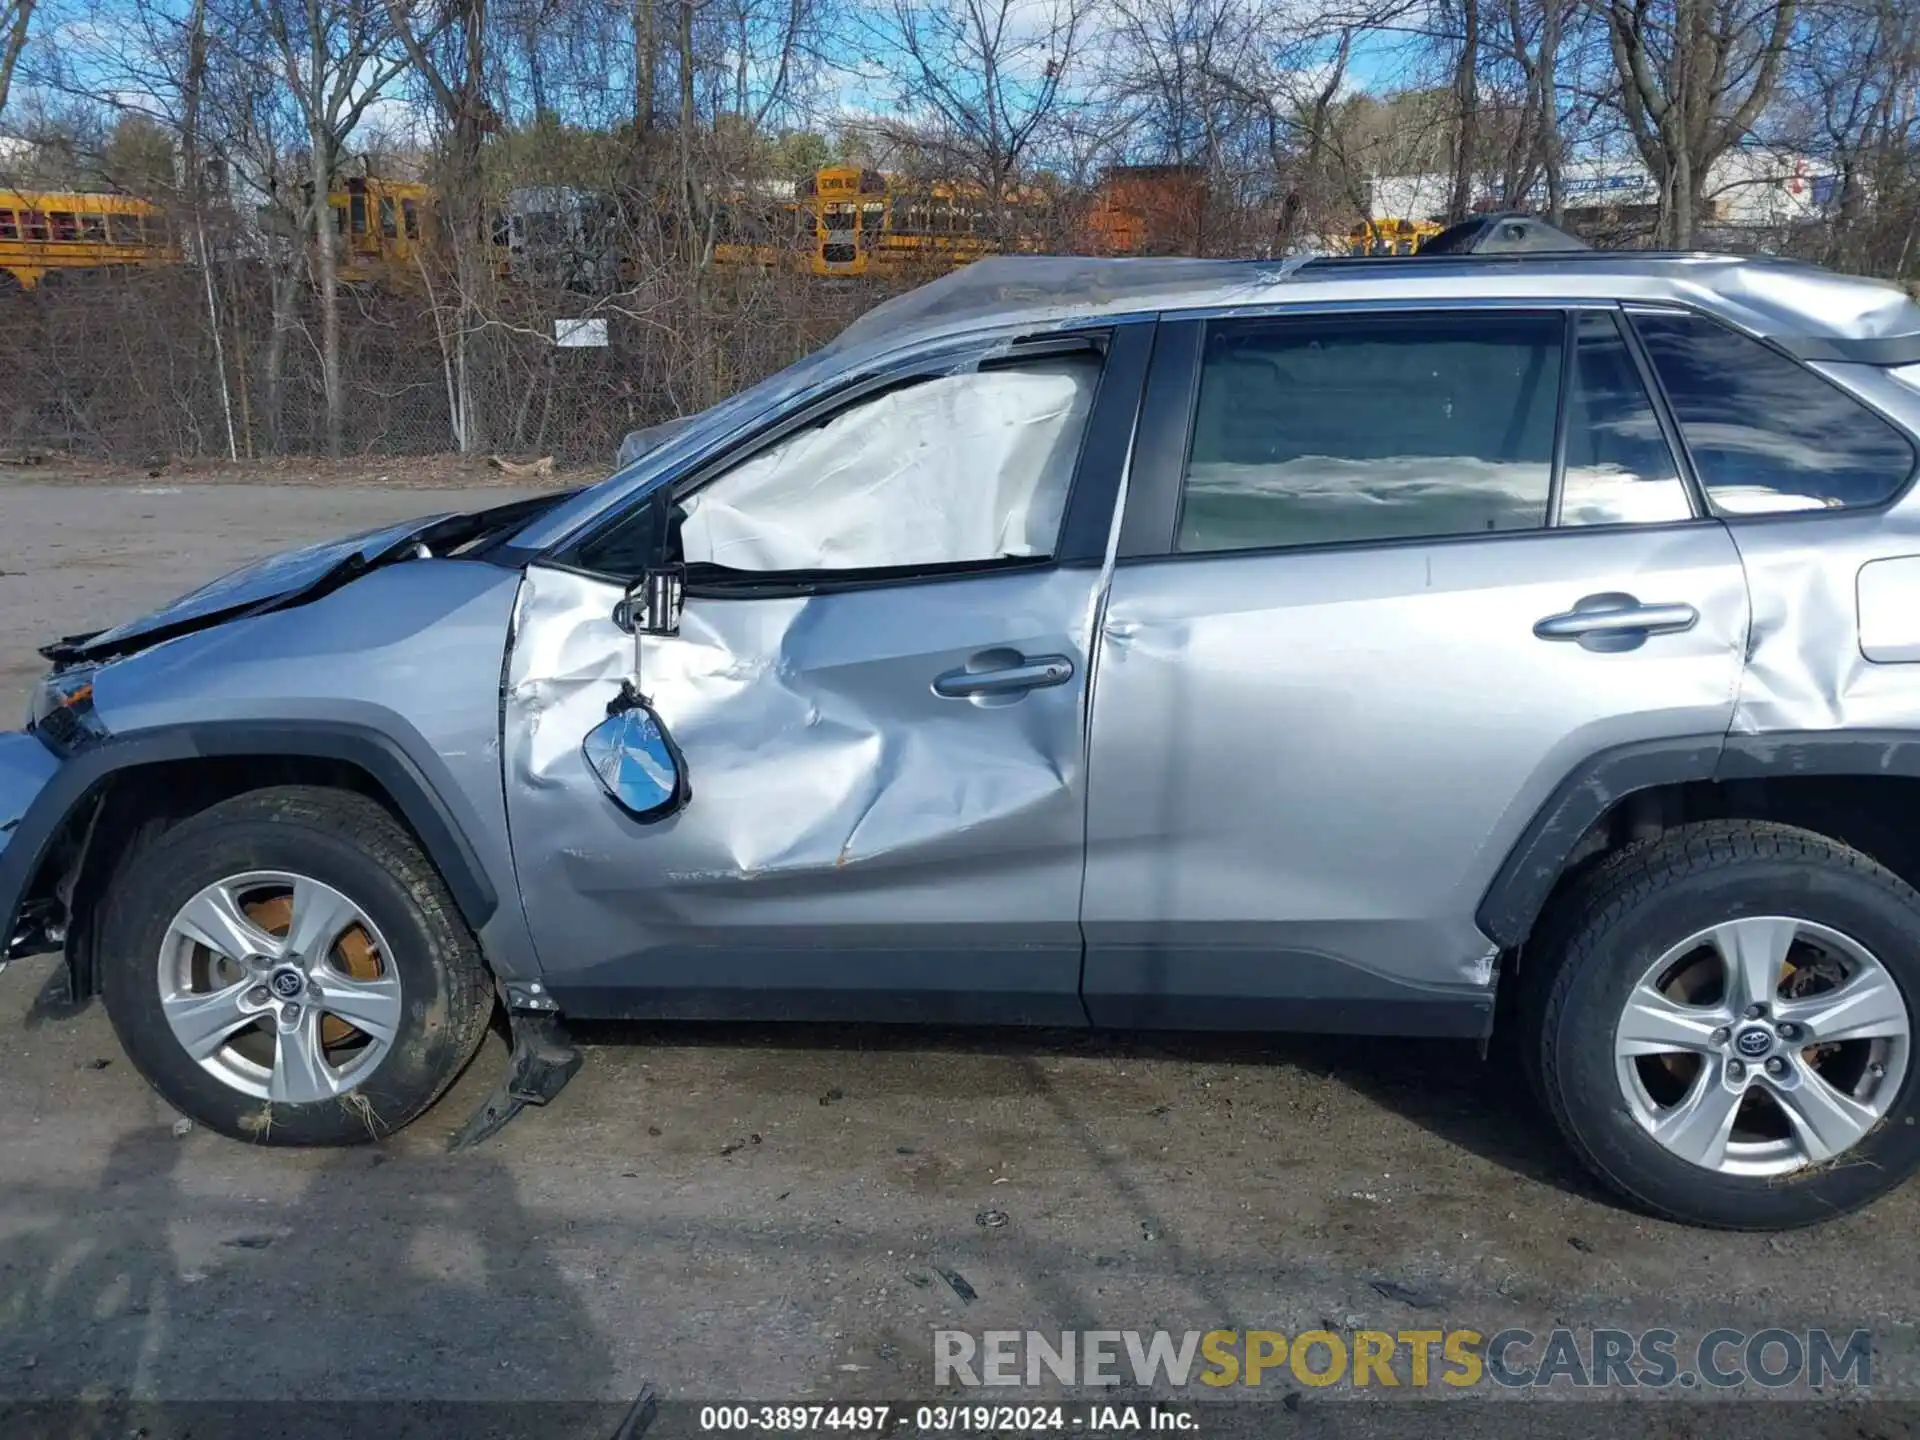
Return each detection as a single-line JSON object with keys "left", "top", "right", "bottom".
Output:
{"left": 583, "top": 680, "right": 690, "bottom": 824}
{"left": 585, "top": 483, "right": 691, "bottom": 824}
{"left": 612, "top": 564, "right": 684, "bottom": 637}
{"left": 611, "top": 485, "right": 684, "bottom": 636}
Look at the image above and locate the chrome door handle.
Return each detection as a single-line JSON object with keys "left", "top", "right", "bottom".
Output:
{"left": 1534, "top": 592, "right": 1699, "bottom": 652}
{"left": 933, "top": 654, "right": 1074, "bottom": 698}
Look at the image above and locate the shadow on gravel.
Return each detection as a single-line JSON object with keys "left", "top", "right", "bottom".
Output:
{"left": 566, "top": 1018, "right": 1609, "bottom": 1207}
{"left": 0, "top": 1127, "right": 616, "bottom": 1407}
{"left": 18, "top": 959, "right": 91, "bottom": 1029}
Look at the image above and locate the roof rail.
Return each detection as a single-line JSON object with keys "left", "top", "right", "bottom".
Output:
{"left": 1295, "top": 248, "right": 1774, "bottom": 271}
{"left": 1305, "top": 210, "right": 1785, "bottom": 268}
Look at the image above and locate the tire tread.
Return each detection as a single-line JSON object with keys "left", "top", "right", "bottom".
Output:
{"left": 1521, "top": 818, "right": 1920, "bottom": 1228}
{"left": 100, "top": 784, "right": 494, "bottom": 1143}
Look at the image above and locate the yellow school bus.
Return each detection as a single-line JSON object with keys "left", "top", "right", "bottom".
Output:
{"left": 710, "top": 166, "right": 888, "bottom": 277}
{"left": 801, "top": 164, "right": 887, "bottom": 276}
{"left": 0, "top": 179, "right": 440, "bottom": 292}
{"left": 0, "top": 191, "right": 178, "bottom": 288}
{"left": 1346, "top": 218, "right": 1444, "bottom": 256}
{"left": 715, "top": 166, "right": 1052, "bottom": 278}
{"left": 325, "top": 177, "right": 436, "bottom": 277}
{"left": 870, "top": 176, "right": 1051, "bottom": 273}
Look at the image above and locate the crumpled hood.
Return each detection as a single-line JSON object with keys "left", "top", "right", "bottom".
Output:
{"left": 41, "top": 516, "right": 452, "bottom": 667}
{"left": 42, "top": 490, "right": 578, "bottom": 667}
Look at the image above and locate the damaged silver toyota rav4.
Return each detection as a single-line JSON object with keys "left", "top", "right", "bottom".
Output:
{"left": 8, "top": 250, "right": 1920, "bottom": 1230}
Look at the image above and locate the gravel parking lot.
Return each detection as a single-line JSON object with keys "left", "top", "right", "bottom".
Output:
{"left": 3, "top": 477, "right": 1918, "bottom": 1432}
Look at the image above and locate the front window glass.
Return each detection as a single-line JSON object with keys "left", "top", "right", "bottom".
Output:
{"left": 568, "top": 356, "right": 1100, "bottom": 578}
{"left": 679, "top": 358, "right": 1099, "bottom": 572}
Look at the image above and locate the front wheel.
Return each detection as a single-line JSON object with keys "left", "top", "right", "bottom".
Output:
{"left": 99, "top": 786, "right": 494, "bottom": 1145}
{"left": 1527, "top": 819, "right": 1920, "bottom": 1229}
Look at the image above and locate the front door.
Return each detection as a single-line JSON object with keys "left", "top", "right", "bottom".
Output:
{"left": 1080, "top": 306, "right": 1752, "bottom": 1032}
{"left": 504, "top": 324, "right": 1152, "bottom": 1023}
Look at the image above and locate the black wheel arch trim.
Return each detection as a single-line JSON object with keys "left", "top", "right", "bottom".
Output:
{"left": 0, "top": 719, "right": 499, "bottom": 954}
{"left": 1480, "top": 728, "right": 1920, "bottom": 949}
{"left": 1713, "top": 729, "right": 1920, "bottom": 782}
{"left": 1478, "top": 733, "right": 1728, "bottom": 947}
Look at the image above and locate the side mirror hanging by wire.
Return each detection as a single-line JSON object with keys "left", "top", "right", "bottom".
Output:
{"left": 582, "top": 564, "right": 690, "bottom": 824}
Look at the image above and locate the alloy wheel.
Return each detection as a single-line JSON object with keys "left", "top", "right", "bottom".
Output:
{"left": 1614, "top": 915, "right": 1910, "bottom": 1177}
{"left": 156, "top": 870, "right": 402, "bottom": 1103}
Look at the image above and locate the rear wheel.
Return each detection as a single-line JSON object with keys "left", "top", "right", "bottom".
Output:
{"left": 1526, "top": 820, "right": 1920, "bottom": 1229}
{"left": 99, "top": 786, "right": 494, "bottom": 1145}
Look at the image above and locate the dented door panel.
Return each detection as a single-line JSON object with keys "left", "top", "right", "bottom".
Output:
{"left": 503, "top": 562, "right": 1103, "bottom": 1023}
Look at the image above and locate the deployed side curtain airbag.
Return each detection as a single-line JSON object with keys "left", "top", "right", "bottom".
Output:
{"left": 677, "top": 358, "right": 1098, "bottom": 572}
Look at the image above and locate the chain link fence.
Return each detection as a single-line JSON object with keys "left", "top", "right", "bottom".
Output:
{"left": 0, "top": 258, "right": 893, "bottom": 467}
{"left": 0, "top": 212, "right": 1890, "bottom": 470}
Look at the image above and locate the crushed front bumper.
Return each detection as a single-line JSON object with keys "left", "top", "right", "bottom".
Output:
{"left": 0, "top": 730, "right": 62, "bottom": 965}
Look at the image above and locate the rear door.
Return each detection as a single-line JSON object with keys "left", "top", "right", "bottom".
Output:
{"left": 1080, "top": 304, "right": 1752, "bottom": 1032}
{"left": 504, "top": 323, "right": 1153, "bottom": 1023}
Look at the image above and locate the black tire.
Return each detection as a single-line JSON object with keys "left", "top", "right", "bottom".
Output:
{"left": 1522, "top": 819, "right": 1920, "bottom": 1230}
{"left": 98, "top": 785, "right": 494, "bottom": 1145}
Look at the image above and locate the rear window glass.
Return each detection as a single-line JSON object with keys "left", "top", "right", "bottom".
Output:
{"left": 1560, "top": 311, "right": 1692, "bottom": 526}
{"left": 1633, "top": 311, "right": 1915, "bottom": 514}
{"left": 1179, "top": 311, "right": 1563, "bottom": 552}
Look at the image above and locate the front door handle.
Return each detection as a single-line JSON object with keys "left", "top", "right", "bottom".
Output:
{"left": 1534, "top": 592, "right": 1699, "bottom": 652}
{"left": 933, "top": 653, "right": 1074, "bottom": 699}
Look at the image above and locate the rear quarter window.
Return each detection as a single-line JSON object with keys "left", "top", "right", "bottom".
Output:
{"left": 1632, "top": 310, "right": 1916, "bottom": 514}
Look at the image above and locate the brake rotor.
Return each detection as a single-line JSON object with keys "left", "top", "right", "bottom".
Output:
{"left": 1782, "top": 947, "right": 1848, "bottom": 1070}
{"left": 1651, "top": 949, "right": 1805, "bottom": 1082}
{"left": 1654, "top": 952, "right": 1721, "bottom": 1083}
{"left": 1649, "top": 942, "right": 1847, "bottom": 1143}
{"left": 243, "top": 892, "right": 383, "bottom": 1048}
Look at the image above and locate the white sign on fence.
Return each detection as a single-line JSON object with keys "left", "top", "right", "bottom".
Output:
{"left": 555, "top": 317, "right": 608, "bottom": 348}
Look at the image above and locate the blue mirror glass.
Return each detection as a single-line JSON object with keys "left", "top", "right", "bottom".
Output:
{"left": 582, "top": 692, "right": 689, "bottom": 823}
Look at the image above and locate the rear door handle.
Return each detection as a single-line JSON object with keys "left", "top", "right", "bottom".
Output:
{"left": 1534, "top": 592, "right": 1699, "bottom": 652}
{"left": 933, "top": 653, "right": 1074, "bottom": 699}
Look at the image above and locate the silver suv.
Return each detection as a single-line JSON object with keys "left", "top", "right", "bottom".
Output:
{"left": 6, "top": 251, "right": 1920, "bottom": 1231}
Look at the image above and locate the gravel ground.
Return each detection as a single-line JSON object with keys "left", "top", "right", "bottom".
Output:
{"left": 1, "top": 478, "right": 1917, "bottom": 1434}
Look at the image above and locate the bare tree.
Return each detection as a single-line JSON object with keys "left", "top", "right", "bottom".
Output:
{"left": 1783, "top": 0, "right": 1920, "bottom": 270}
{"left": 1492, "top": 0, "right": 1571, "bottom": 217}
{"left": 635, "top": 0, "right": 657, "bottom": 136}
{"left": 1098, "top": 0, "right": 1250, "bottom": 170}
{"left": 1202, "top": 29, "right": 1361, "bottom": 250}
{"left": 244, "top": 0, "right": 411, "bottom": 453}
{"left": 0, "top": 0, "right": 33, "bottom": 121}
{"left": 1594, "top": 0, "right": 1798, "bottom": 245}
{"left": 1444, "top": 0, "right": 1482, "bottom": 219}
{"left": 388, "top": 0, "right": 490, "bottom": 448}
{"left": 873, "top": 0, "right": 1084, "bottom": 237}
